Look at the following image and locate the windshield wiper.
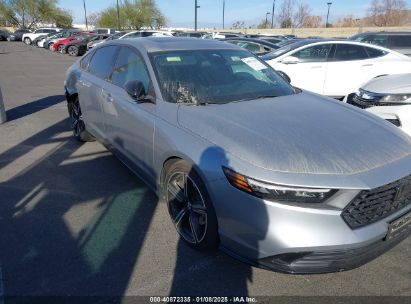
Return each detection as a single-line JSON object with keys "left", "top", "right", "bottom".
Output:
{"left": 235, "top": 95, "right": 279, "bottom": 102}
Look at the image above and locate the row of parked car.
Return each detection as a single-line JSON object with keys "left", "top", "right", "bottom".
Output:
{"left": 3, "top": 26, "right": 411, "bottom": 136}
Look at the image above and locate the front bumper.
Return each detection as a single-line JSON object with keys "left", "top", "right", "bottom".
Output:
{"left": 257, "top": 226, "right": 410, "bottom": 274}
{"left": 209, "top": 176, "right": 411, "bottom": 274}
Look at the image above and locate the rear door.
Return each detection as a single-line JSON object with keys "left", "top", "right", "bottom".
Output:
{"left": 77, "top": 45, "right": 119, "bottom": 140}
{"left": 101, "top": 46, "right": 156, "bottom": 182}
{"left": 323, "top": 43, "right": 374, "bottom": 98}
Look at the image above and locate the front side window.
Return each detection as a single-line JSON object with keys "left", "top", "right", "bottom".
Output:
{"left": 334, "top": 44, "right": 368, "bottom": 61}
{"left": 292, "top": 44, "right": 332, "bottom": 62}
{"left": 151, "top": 50, "right": 295, "bottom": 104}
{"left": 88, "top": 46, "right": 118, "bottom": 79}
{"left": 111, "top": 47, "right": 151, "bottom": 92}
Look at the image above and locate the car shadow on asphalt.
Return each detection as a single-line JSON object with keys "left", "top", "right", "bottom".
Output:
{"left": 4, "top": 94, "right": 66, "bottom": 121}
{"left": 0, "top": 116, "right": 267, "bottom": 298}
{"left": 0, "top": 117, "right": 158, "bottom": 298}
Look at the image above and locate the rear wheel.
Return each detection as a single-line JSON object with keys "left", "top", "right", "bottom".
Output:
{"left": 67, "top": 45, "right": 79, "bottom": 56}
{"left": 164, "top": 160, "right": 219, "bottom": 250}
{"left": 67, "top": 96, "right": 95, "bottom": 142}
{"left": 24, "top": 37, "right": 31, "bottom": 45}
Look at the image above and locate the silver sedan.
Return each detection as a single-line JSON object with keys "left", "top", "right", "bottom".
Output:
{"left": 64, "top": 38, "right": 411, "bottom": 274}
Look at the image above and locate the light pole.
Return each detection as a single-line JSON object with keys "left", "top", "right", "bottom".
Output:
{"left": 223, "top": 0, "right": 225, "bottom": 30}
{"left": 116, "top": 0, "right": 120, "bottom": 30}
{"left": 265, "top": 12, "right": 271, "bottom": 28}
{"left": 326, "top": 2, "right": 332, "bottom": 28}
{"left": 195, "top": 0, "right": 200, "bottom": 31}
{"left": 83, "top": 0, "right": 88, "bottom": 30}
{"left": 271, "top": 0, "right": 275, "bottom": 29}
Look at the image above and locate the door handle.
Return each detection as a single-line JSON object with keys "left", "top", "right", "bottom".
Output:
{"left": 362, "top": 64, "right": 374, "bottom": 67}
{"left": 311, "top": 66, "right": 322, "bottom": 69}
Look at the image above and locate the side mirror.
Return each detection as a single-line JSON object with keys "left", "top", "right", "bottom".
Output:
{"left": 281, "top": 56, "right": 299, "bottom": 64}
{"left": 125, "top": 80, "right": 146, "bottom": 100}
{"left": 277, "top": 71, "right": 291, "bottom": 83}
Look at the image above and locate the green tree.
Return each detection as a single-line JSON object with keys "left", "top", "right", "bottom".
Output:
{"left": 0, "top": 0, "right": 71, "bottom": 29}
{"left": 97, "top": 0, "right": 166, "bottom": 30}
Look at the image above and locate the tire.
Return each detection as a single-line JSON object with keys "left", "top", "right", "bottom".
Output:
{"left": 24, "top": 37, "right": 31, "bottom": 45}
{"left": 48, "top": 43, "right": 54, "bottom": 51}
{"left": 67, "top": 45, "right": 79, "bottom": 56}
{"left": 58, "top": 44, "right": 65, "bottom": 54}
{"left": 164, "top": 160, "right": 219, "bottom": 250}
{"left": 67, "top": 96, "right": 95, "bottom": 142}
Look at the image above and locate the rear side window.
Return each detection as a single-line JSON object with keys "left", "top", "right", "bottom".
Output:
{"left": 365, "top": 47, "right": 387, "bottom": 58}
{"left": 334, "top": 44, "right": 368, "bottom": 61}
{"left": 389, "top": 35, "right": 411, "bottom": 47}
{"left": 111, "top": 47, "right": 151, "bottom": 92}
{"left": 292, "top": 44, "right": 332, "bottom": 62}
{"left": 88, "top": 46, "right": 118, "bottom": 79}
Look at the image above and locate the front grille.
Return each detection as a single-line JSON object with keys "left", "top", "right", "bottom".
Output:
{"left": 342, "top": 175, "right": 411, "bottom": 228}
{"left": 348, "top": 93, "right": 383, "bottom": 109}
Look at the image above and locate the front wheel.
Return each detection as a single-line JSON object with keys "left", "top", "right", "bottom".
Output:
{"left": 24, "top": 37, "right": 31, "bottom": 45}
{"left": 67, "top": 45, "right": 79, "bottom": 56}
{"left": 67, "top": 96, "right": 95, "bottom": 142}
{"left": 164, "top": 160, "right": 219, "bottom": 250}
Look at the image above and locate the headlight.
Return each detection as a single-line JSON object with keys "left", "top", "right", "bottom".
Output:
{"left": 380, "top": 94, "right": 411, "bottom": 104}
{"left": 223, "top": 167, "right": 336, "bottom": 203}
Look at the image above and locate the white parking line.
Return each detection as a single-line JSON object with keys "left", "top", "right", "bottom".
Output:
{"left": 0, "top": 267, "right": 4, "bottom": 304}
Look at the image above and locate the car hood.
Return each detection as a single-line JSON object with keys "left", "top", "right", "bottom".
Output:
{"left": 177, "top": 92, "right": 411, "bottom": 175}
{"left": 362, "top": 73, "right": 411, "bottom": 94}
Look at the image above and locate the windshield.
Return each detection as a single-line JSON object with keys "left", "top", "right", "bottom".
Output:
{"left": 150, "top": 50, "right": 295, "bottom": 105}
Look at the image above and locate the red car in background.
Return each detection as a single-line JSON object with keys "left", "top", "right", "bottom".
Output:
{"left": 53, "top": 33, "right": 94, "bottom": 53}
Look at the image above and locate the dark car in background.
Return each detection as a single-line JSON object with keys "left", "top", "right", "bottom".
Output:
{"left": 222, "top": 37, "right": 280, "bottom": 56}
{"left": 0, "top": 29, "right": 11, "bottom": 41}
{"left": 7, "top": 28, "right": 31, "bottom": 41}
{"left": 65, "top": 34, "right": 109, "bottom": 56}
{"left": 350, "top": 31, "right": 411, "bottom": 56}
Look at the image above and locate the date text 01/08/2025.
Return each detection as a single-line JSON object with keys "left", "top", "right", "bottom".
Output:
{"left": 149, "top": 297, "right": 257, "bottom": 303}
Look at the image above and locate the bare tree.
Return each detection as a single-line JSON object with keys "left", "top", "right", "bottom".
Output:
{"left": 232, "top": 20, "right": 245, "bottom": 29}
{"left": 277, "top": 0, "right": 295, "bottom": 28}
{"left": 367, "top": 0, "right": 408, "bottom": 26}
{"left": 335, "top": 14, "right": 359, "bottom": 27}
{"left": 87, "top": 12, "right": 101, "bottom": 27}
{"left": 293, "top": 3, "right": 311, "bottom": 28}
{"left": 302, "top": 15, "right": 323, "bottom": 28}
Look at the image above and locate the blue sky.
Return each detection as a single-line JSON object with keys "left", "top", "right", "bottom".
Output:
{"left": 60, "top": 0, "right": 411, "bottom": 28}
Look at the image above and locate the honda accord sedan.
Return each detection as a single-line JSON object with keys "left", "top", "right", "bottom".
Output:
{"left": 64, "top": 38, "right": 411, "bottom": 274}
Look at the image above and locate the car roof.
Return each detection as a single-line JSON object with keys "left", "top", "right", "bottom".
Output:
{"left": 221, "top": 37, "right": 279, "bottom": 47}
{"left": 107, "top": 37, "right": 241, "bottom": 52}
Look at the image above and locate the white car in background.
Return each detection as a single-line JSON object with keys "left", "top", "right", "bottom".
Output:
{"left": 347, "top": 73, "right": 411, "bottom": 136}
{"left": 120, "top": 30, "right": 174, "bottom": 39}
{"left": 22, "top": 27, "right": 61, "bottom": 45}
{"left": 262, "top": 39, "right": 411, "bottom": 100}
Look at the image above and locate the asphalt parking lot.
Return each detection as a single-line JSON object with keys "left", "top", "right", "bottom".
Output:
{"left": 0, "top": 41, "right": 410, "bottom": 298}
